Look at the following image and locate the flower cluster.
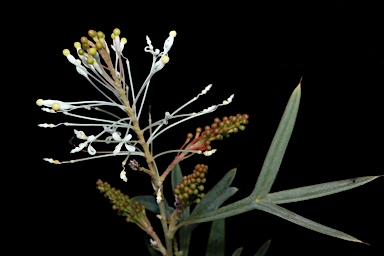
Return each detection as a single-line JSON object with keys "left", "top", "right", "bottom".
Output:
{"left": 179, "top": 114, "right": 249, "bottom": 156}
{"left": 96, "top": 179, "right": 151, "bottom": 231}
{"left": 173, "top": 164, "right": 208, "bottom": 208}
{"left": 37, "top": 28, "right": 236, "bottom": 179}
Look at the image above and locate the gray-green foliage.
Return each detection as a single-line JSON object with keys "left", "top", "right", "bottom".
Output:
{"left": 138, "top": 84, "right": 379, "bottom": 255}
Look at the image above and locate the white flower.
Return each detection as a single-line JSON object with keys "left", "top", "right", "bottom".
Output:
{"left": 120, "top": 170, "right": 128, "bottom": 182}
{"left": 222, "top": 94, "right": 234, "bottom": 105}
{"left": 43, "top": 158, "right": 61, "bottom": 164}
{"left": 36, "top": 99, "right": 74, "bottom": 111}
{"left": 162, "top": 30, "right": 177, "bottom": 55}
{"left": 112, "top": 132, "right": 136, "bottom": 155}
{"left": 156, "top": 188, "right": 162, "bottom": 204}
{"left": 74, "top": 129, "right": 87, "bottom": 140}
{"left": 71, "top": 135, "right": 96, "bottom": 155}
{"left": 152, "top": 55, "right": 170, "bottom": 74}
{"left": 38, "top": 123, "right": 57, "bottom": 128}
{"left": 203, "top": 149, "right": 217, "bottom": 156}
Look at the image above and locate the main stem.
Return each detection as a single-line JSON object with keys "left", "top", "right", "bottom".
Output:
{"left": 104, "top": 48, "right": 173, "bottom": 255}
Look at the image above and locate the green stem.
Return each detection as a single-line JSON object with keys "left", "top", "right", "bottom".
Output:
{"left": 159, "top": 199, "right": 173, "bottom": 255}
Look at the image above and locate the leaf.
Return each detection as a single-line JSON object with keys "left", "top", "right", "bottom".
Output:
{"left": 253, "top": 240, "right": 271, "bottom": 256}
{"left": 172, "top": 163, "right": 183, "bottom": 191}
{"left": 131, "top": 195, "right": 159, "bottom": 213}
{"left": 251, "top": 84, "right": 301, "bottom": 199}
{"left": 178, "top": 169, "right": 238, "bottom": 256}
{"left": 179, "top": 206, "right": 191, "bottom": 256}
{"left": 191, "top": 168, "right": 237, "bottom": 217}
{"left": 254, "top": 200, "right": 364, "bottom": 243}
{"left": 231, "top": 247, "right": 244, "bottom": 256}
{"left": 206, "top": 218, "right": 225, "bottom": 256}
{"left": 179, "top": 227, "right": 192, "bottom": 256}
{"left": 264, "top": 176, "right": 379, "bottom": 204}
{"left": 131, "top": 195, "right": 173, "bottom": 217}
{"left": 177, "top": 198, "right": 256, "bottom": 228}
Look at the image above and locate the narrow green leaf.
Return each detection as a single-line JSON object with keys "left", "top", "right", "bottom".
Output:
{"left": 172, "top": 163, "right": 183, "bottom": 191}
{"left": 131, "top": 195, "right": 173, "bottom": 217}
{"left": 180, "top": 206, "right": 190, "bottom": 222}
{"left": 131, "top": 195, "right": 159, "bottom": 213}
{"left": 191, "top": 168, "right": 237, "bottom": 217}
{"left": 179, "top": 187, "right": 237, "bottom": 256}
{"left": 177, "top": 198, "right": 255, "bottom": 228}
{"left": 206, "top": 218, "right": 225, "bottom": 256}
{"left": 179, "top": 206, "right": 191, "bottom": 256}
{"left": 252, "top": 84, "right": 301, "bottom": 199}
{"left": 231, "top": 247, "right": 244, "bottom": 256}
{"left": 254, "top": 240, "right": 271, "bottom": 256}
{"left": 254, "top": 200, "right": 364, "bottom": 243}
{"left": 264, "top": 176, "right": 379, "bottom": 204}
{"left": 179, "top": 167, "right": 237, "bottom": 256}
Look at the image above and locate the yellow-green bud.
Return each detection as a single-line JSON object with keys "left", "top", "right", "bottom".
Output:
{"left": 88, "top": 48, "right": 97, "bottom": 56}
{"left": 77, "top": 49, "right": 85, "bottom": 55}
{"left": 113, "top": 28, "right": 121, "bottom": 36}
{"left": 87, "top": 57, "right": 94, "bottom": 65}
{"left": 74, "top": 42, "right": 81, "bottom": 49}
{"left": 62, "top": 49, "right": 70, "bottom": 56}
{"left": 95, "top": 42, "right": 103, "bottom": 50}
{"left": 97, "top": 31, "right": 105, "bottom": 39}
{"left": 80, "top": 36, "right": 88, "bottom": 44}
{"left": 51, "top": 102, "right": 60, "bottom": 111}
{"left": 88, "top": 30, "right": 97, "bottom": 38}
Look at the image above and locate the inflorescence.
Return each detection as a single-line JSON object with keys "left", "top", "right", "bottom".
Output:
{"left": 37, "top": 28, "right": 236, "bottom": 180}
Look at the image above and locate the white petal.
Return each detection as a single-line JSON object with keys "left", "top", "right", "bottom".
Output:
{"left": 113, "top": 142, "right": 123, "bottom": 155}
{"left": 74, "top": 130, "right": 87, "bottom": 140}
{"left": 156, "top": 189, "right": 162, "bottom": 204}
{"left": 59, "top": 102, "right": 75, "bottom": 110}
{"left": 87, "top": 135, "right": 96, "bottom": 142}
{"left": 201, "top": 84, "right": 212, "bottom": 94}
{"left": 203, "top": 149, "right": 217, "bottom": 156}
{"left": 124, "top": 144, "right": 136, "bottom": 152}
{"left": 66, "top": 54, "right": 82, "bottom": 67}
{"left": 71, "top": 141, "right": 88, "bottom": 153}
{"left": 122, "top": 134, "right": 132, "bottom": 142}
{"left": 105, "top": 136, "right": 113, "bottom": 144}
{"left": 163, "top": 35, "right": 174, "bottom": 55}
{"left": 76, "top": 66, "right": 88, "bottom": 77}
{"left": 103, "top": 126, "right": 116, "bottom": 134}
{"left": 152, "top": 59, "right": 165, "bottom": 73}
{"left": 146, "top": 35, "right": 153, "bottom": 49}
{"left": 38, "top": 123, "right": 56, "bottom": 128}
{"left": 120, "top": 170, "right": 128, "bottom": 182}
{"left": 41, "top": 107, "right": 56, "bottom": 113}
{"left": 43, "top": 158, "right": 54, "bottom": 163}
{"left": 87, "top": 144, "right": 96, "bottom": 155}
{"left": 112, "top": 132, "right": 122, "bottom": 141}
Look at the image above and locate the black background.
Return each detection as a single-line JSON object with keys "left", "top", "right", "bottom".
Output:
{"left": 27, "top": 2, "right": 383, "bottom": 255}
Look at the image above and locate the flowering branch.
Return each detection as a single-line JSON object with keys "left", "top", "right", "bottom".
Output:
{"left": 37, "top": 27, "right": 244, "bottom": 256}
